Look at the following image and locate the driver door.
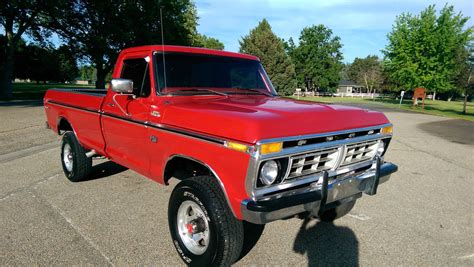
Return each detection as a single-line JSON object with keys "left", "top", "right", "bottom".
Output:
{"left": 102, "top": 55, "right": 152, "bottom": 176}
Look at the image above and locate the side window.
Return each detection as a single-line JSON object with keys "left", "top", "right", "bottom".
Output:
{"left": 120, "top": 58, "right": 150, "bottom": 97}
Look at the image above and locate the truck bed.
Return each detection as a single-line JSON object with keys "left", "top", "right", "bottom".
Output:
{"left": 43, "top": 88, "right": 107, "bottom": 155}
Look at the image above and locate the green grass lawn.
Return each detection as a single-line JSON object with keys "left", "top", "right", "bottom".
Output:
{"left": 293, "top": 96, "right": 474, "bottom": 122}
{"left": 11, "top": 82, "right": 94, "bottom": 99}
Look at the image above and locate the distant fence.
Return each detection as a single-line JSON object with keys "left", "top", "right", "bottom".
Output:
{"left": 293, "top": 91, "right": 394, "bottom": 99}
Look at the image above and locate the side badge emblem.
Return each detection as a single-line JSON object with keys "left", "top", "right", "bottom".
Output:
{"left": 151, "top": 110, "right": 161, "bottom": 117}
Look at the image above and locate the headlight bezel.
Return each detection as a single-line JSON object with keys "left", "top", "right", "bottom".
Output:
{"left": 259, "top": 160, "right": 278, "bottom": 185}
{"left": 257, "top": 158, "right": 288, "bottom": 187}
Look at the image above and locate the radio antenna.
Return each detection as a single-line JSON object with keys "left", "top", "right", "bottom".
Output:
{"left": 160, "top": 7, "right": 167, "bottom": 89}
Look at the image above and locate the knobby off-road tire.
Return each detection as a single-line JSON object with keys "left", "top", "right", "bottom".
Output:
{"left": 61, "top": 131, "right": 92, "bottom": 182}
{"left": 168, "top": 176, "right": 244, "bottom": 267}
{"left": 319, "top": 200, "right": 357, "bottom": 222}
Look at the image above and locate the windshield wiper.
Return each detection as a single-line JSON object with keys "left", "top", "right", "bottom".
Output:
{"left": 234, "top": 88, "right": 273, "bottom": 96}
{"left": 177, "top": 88, "right": 228, "bottom": 96}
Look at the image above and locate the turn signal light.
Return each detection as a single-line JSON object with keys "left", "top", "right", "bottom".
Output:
{"left": 260, "top": 142, "right": 283, "bottom": 155}
{"left": 225, "top": 141, "right": 250, "bottom": 153}
{"left": 381, "top": 125, "right": 393, "bottom": 134}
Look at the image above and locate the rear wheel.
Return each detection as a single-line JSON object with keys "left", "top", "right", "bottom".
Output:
{"left": 61, "top": 132, "right": 92, "bottom": 182}
{"left": 168, "top": 176, "right": 243, "bottom": 266}
{"left": 319, "top": 200, "right": 356, "bottom": 222}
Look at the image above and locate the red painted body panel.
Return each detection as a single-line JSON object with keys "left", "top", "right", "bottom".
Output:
{"left": 160, "top": 95, "right": 389, "bottom": 144}
{"left": 43, "top": 45, "right": 390, "bottom": 219}
{"left": 43, "top": 90, "right": 106, "bottom": 155}
{"left": 146, "top": 127, "right": 250, "bottom": 218}
{"left": 101, "top": 49, "right": 154, "bottom": 177}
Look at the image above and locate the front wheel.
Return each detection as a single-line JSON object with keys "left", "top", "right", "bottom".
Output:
{"left": 168, "top": 176, "right": 243, "bottom": 266}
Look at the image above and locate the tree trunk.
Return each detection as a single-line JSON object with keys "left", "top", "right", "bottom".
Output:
{"left": 0, "top": 54, "right": 14, "bottom": 99}
{"left": 462, "top": 88, "right": 467, "bottom": 115}
{"left": 0, "top": 35, "right": 15, "bottom": 99}
{"left": 432, "top": 90, "right": 436, "bottom": 101}
{"left": 363, "top": 73, "right": 369, "bottom": 94}
{"left": 464, "top": 73, "right": 472, "bottom": 115}
{"left": 95, "top": 64, "right": 106, "bottom": 89}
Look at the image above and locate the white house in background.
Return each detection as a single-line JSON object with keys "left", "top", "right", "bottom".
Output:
{"left": 74, "top": 80, "right": 90, "bottom": 85}
{"left": 337, "top": 80, "right": 365, "bottom": 94}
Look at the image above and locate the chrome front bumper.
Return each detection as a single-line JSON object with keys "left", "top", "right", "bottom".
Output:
{"left": 240, "top": 159, "right": 398, "bottom": 224}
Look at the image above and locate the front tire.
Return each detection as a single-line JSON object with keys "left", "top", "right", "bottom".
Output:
{"left": 61, "top": 131, "right": 92, "bottom": 182}
{"left": 168, "top": 176, "right": 243, "bottom": 266}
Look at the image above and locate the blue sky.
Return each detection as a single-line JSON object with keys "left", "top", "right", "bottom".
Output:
{"left": 195, "top": 0, "right": 473, "bottom": 62}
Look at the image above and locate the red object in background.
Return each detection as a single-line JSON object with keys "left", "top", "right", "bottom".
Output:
{"left": 413, "top": 87, "right": 426, "bottom": 109}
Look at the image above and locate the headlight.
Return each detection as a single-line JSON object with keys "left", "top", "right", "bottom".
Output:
{"left": 260, "top": 160, "right": 279, "bottom": 185}
{"left": 376, "top": 141, "right": 385, "bottom": 156}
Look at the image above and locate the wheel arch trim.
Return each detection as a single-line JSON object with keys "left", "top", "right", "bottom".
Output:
{"left": 164, "top": 154, "right": 237, "bottom": 217}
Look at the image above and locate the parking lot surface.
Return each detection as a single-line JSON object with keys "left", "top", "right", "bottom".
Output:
{"left": 1, "top": 100, "right": 473, "bottom": 266}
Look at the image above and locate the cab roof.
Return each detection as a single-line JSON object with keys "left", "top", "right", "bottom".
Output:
{"left": 120, "top": 45, "right": 260, "bottom": 61}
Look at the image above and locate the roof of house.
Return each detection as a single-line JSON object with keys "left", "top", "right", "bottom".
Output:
{"left": 338, "top": 80, "right": 363, "bottom": 87}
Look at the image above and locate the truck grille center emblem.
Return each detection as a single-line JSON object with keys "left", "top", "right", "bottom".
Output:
{"left": 297, "top": 140, "right": 307, "bottom": 146}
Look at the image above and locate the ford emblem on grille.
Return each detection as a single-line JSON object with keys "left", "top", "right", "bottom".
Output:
{"left": 297, "top": 140, "right": 307, "bottom": 146}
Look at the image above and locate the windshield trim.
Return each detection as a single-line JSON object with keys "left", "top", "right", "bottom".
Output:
{"left": 152, "top": 52, "right": 277, "bottom": 97}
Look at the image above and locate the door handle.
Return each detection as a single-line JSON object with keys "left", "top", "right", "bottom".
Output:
{"left": 107, "top": 102, "right": 115, "bottom": 107}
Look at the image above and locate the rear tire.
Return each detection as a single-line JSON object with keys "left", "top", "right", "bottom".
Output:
{"left": 61, "top": 132, "right": 92, "bottom": 182}
{"left": 168, "top": 176, "right": 243, "bottom": 266}
{"left": 319, "top": 200, "right": 356, "bottom": 222}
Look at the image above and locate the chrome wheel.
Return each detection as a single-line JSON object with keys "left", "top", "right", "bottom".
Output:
{"left": 177, "top": 200, "right": 210, "bottom": 255}
{"left": 63, "top": 143, "right": 73, "bottom": 172}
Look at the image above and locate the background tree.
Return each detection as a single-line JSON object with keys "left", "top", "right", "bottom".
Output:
{"left": 283, "top": 37, "right": 296, "bottom": 55}
{"left": 339, "top": 63, "right": 350, "bottom": 81}
{"left": 12, "top": 43, "right": 78, "bottom": 83}
{"left": 348, "top": 55, "right": 383, "bottom": 94}
{"left": 0, "top": 0, "right": 55, "bottom": 99}
{"left": 239, "top": 19, "right": 296, "bottom": 96}
{"left": 47, "top": 0, "right": 200, "bottom": 89}
{"left": 291, "top": 25, "right": 343, "bottom": 91}
{"left": 56, "top": 45, "right": 79, "bottom": 82}
{"left": 456, "top": 42, "right": 474, "bottom": 114}
{"left": 194, "top": 34, "right": 224, "bottom": 50}
{"left": 383, "top": 5, "right": 473, "bottom": 99}
{"left": 79, "top": 65, "right": 97, "bottom": 83}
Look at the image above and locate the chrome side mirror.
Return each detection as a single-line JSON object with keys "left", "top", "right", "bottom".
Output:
{"left": 111, "top": 79, "right": 133, "bottom": 94}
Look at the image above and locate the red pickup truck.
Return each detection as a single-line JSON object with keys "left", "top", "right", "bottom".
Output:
{"left": 44, "top": 45, "right": 397, "bottom": 266}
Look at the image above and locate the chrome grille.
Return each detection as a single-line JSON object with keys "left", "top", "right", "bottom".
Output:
{"left": 285, "top": 148, "right": 339, "bottom": 180}
{"left": 341, "top": 140, "right": 378, "bottom": 166}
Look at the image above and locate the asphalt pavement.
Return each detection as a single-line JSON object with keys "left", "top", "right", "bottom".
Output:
{"left": 1, "top": 100, "right": 473, "bottom": 266}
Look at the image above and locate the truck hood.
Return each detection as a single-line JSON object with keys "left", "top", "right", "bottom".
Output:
{"left": 161, "top": 95, "right": 389, "bottom": 144}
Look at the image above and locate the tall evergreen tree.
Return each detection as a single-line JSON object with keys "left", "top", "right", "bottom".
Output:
{"left": 239, "top": 19, "right": 296, "bottom": 96}
{"left": 291, "top": 25, "right": 343, "bottom": 91}
{"left": 383, "top": 4, "right": 473, "bottom": 98}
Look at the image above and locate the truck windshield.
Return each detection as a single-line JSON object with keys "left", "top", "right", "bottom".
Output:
{"left": 154, "top": 52, "right": 276, "bottom": 96}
